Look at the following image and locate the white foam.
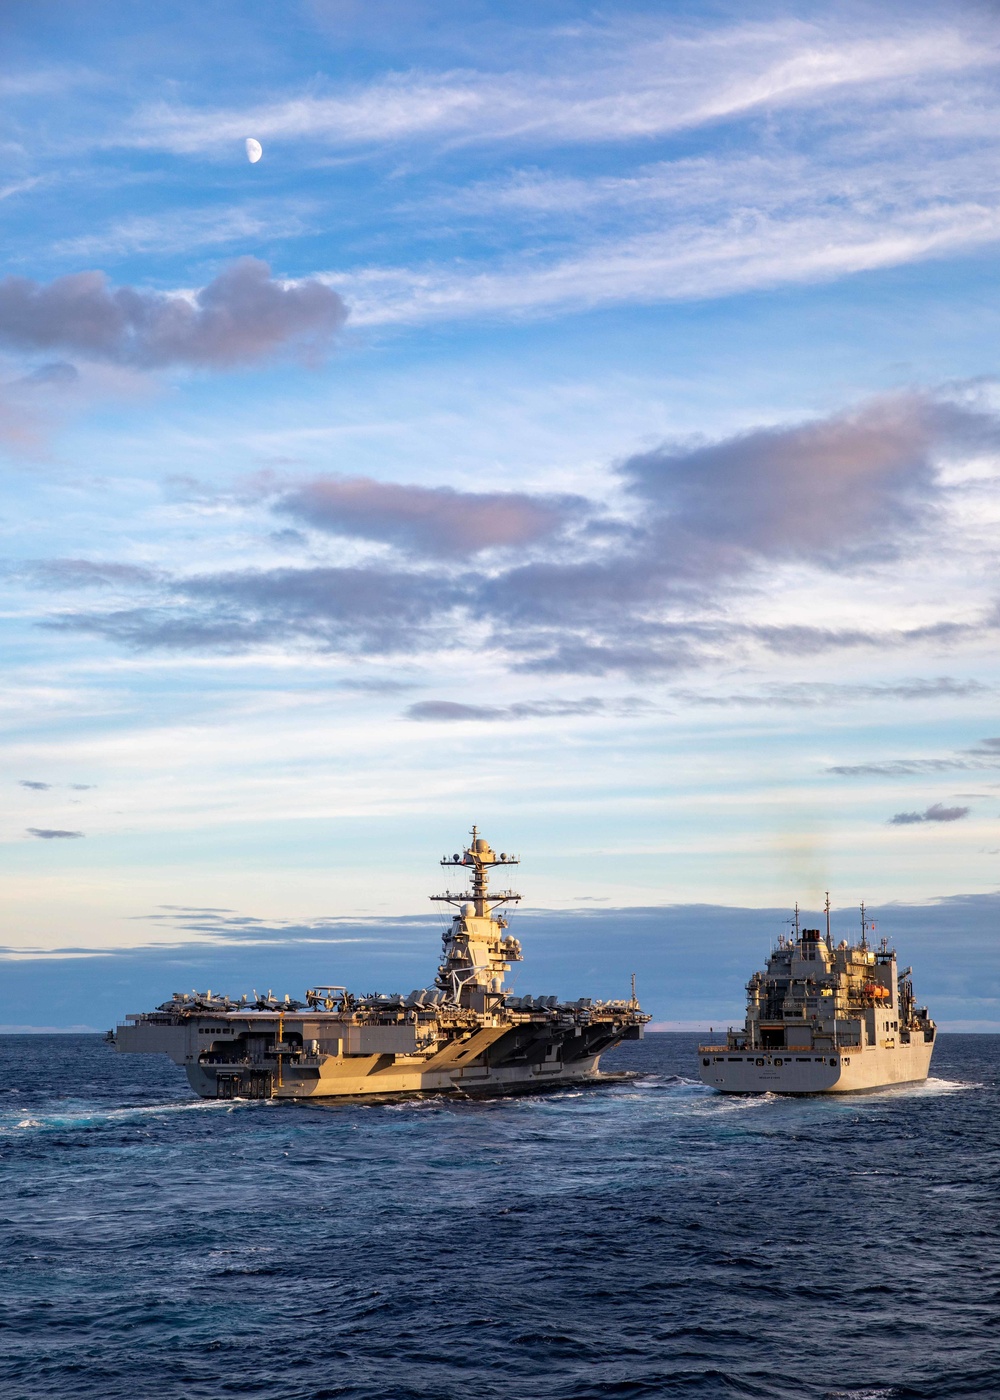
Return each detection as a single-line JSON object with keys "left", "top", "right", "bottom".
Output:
{"left": 825, "top": 1389, "right": 898, "bottom": 1399}
{"left": 876, "top": 1075, "right": 979, "bottom": 1098}
{"left": 0, "top": 1098, "right": 238, "bottom": 1136}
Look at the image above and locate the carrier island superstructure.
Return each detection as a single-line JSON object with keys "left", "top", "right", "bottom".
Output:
{"left": 699, "top": 901, "right": 935, "bottom": 1094}
{"left": 115, "top": 830, "right": 649, "bottom": 1100}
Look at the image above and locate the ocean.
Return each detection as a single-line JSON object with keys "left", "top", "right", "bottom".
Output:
{"left": 1, "top": 1032, "right": 997, "bottom": 1400}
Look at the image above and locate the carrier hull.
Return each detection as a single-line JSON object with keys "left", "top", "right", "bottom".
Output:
{"left": 116, "top": 1008, "right": 642, "bottom": 1101}
{"left": 185, "top": 1055, "right": 619, "bottom": 1101}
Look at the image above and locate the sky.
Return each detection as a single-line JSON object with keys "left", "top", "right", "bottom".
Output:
{"left": 3, "top": 0, "right": 1000, "bottom": 1029}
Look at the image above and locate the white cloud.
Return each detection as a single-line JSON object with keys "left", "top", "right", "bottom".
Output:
{"left": 0, "top": 176, "right": 45, "bottom": 202}
{"left": 28, "top": 15, "right": 1000, "bottom": 336}
{"left": 51, "top": 203, "right": 315, "bottom": 261}
{"left": 298, "top": 55, "right": 1000, "bottom": 325}
{"left": 0, "top": 67, "right": 99, "bottom": 99}
{"left": 113, "top": 21, "right": 996, "bottom": 155}
{"left": 326, "top": 199, "right": 1000, "bottom": 326}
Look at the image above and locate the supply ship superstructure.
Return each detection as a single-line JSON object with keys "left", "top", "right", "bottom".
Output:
{"left": 699, "top": 901, "right": 935, "bottom": 1094}
{"left": 115, "top": 829, "right": 649, "bottom": 1100}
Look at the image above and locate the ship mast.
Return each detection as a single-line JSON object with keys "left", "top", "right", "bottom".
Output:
{"left": 429, "top": 827, "right": 523, "bottom": 1007}
{"left": 431, "top": 824, "right": 521, "bottom": 920}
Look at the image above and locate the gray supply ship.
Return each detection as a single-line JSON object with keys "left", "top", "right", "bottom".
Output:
{"left": 115, "top": 829, "right": 649, "bottom": 1100}
{"left": 699, "top": 900, "right": 935, "bottom": 1094}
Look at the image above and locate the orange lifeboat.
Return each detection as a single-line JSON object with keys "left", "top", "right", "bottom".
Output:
{"left": 863, "top": 982, "right": 890, "bottom": 1001}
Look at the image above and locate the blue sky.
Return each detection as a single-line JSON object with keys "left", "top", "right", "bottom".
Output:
{"left": 3, "top": 1, "right": 1000, "bottom": 1028}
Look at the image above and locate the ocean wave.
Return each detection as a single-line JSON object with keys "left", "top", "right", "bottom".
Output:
{"left": 0, "top": 1098, "right": 238, "bottom": 1135}
{"left": 825, "top": 1390, "right": 900, "bottom": 1399}
{"left": 2, "top": 1032, "right": 997, "bottom": 1400}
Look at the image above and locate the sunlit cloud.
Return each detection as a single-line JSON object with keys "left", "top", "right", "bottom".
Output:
{"left": 34, "top": 391, "right": 1000, "bottom": 678}
{"left": 5, "top": 0, "right": 1000, "bottom": 945}
{"left": 0, "top": 258, "right": 346, "bottom": 369}
{"left": 274, "top": 474, "right": 588, "bottom": 558}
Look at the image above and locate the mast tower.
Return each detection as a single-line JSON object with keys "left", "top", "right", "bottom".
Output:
{"left": 430, "top": 826, "right": 524, "bottom": 1008}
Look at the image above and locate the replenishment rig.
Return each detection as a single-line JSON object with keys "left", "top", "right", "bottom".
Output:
{"left": 115, "top": 829, "right": 649, "bottom": 1100}
{"left": 699, "top": 900, "right": 935, "bottom": 1093}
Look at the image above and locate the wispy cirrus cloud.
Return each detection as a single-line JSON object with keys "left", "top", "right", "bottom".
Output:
{"left": 332, "top": 199, "right": 1000, "bottom": 327}
{"left": 405, "top": 697, "right": 648, "bottom": 723}
{"left": 0, "top": 176, "right": 45, "bottom": 202}
{"left": 138, "top": 905, "right": 435, "bottom": 945}
{"left": 20, "top": 18, "right": 1000, "bottom": 341}
{"left": 113, "top": 24, "right": 994, "bottom": 156}
{"left": 45, "top": 563, "right": 468, "bottom": 656}
{"left": 832, "top": 759, "right": 987, "bottom": 777}
{"left": 832, "top": 738, "right": 1000, "bottom": 778}
{"left": 281, "top": 33, "right": 1000, "bottom": 328}
{"left": 20, "top": 559, "right": 161, "bottom": 589}
{"left": 50, "top": 203, "right": 316, "bottom": 262}
{"left": 675, "top": 678, "right": 991, "bottom": 708}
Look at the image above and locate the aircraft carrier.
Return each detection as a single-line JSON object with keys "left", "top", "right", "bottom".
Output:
{"left": 699, "top": 900, "right": 935, "bottom": 1094}
{"left": 115, "top": 828, "right": 649, "bottom": 1100}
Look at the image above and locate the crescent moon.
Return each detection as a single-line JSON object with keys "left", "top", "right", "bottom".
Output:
{"left": 245, "top": 138, "right": 263, "bottom": 164}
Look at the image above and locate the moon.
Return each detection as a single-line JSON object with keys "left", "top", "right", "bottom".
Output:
{"left": 245, "top": 138, "right": 263, "bottom": 164}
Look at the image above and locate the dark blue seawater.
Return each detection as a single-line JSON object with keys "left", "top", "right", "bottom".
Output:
{"left": 1, "top": 1033, "right": 998, "bottom": 1400}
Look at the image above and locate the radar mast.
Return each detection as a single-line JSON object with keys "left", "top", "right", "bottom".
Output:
{"left": 431, "top": 824, "right": 521, "bottom": 921}
{"left": 430, "top": 827, "right": 523, "bottom": 1007}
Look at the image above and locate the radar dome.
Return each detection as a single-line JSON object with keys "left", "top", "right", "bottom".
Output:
{"left": 474, "top": 838, "right": 489, "bottom": 852}
{"left": 461, "top": 902, "right": 476, "bottom": 917}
